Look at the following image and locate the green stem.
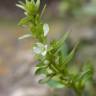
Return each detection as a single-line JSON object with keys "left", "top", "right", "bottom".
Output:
{"left": 75, "top": 89, "right": 83, "bottom": 96}
{"left": 76, "top": 92, "right": 82, "bottom": 96}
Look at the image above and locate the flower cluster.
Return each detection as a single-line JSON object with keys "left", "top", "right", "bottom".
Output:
{"left": 17, "top": 0, "right": 49, "bottom": 42}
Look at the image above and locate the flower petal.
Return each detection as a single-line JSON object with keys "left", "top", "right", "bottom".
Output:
{"left": 33, "top": 43, "right": 48, "bottom": 56}
{"left": 33, "top": 46, "right": 41, "bottom": 54}
{"left": 43, "top": 23, "right": 49, "bottom": 36}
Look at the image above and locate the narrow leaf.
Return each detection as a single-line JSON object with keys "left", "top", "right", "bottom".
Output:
{"left": 18, "top": 34, "right": 32, "bottom": 40}
{"left": 48, "top": 32, "right": 69, "bottom": 52}
{"left": 62, "top": 41, "right": 79, "bottom": 67}
{"left": 56, "top": 32, "right": 69, "bottom": 48}
{"left": 47, "top": 79, "right": 65, "bottom": 88}
{"left": 35, "top": 67, "right": 46, "bottom": 75}
{"left": 18, "top": 17, "right": 31, "bottom": 26}
{"left": 16, "top": 4, "right": 25, "bottom": 10}
{"left": 36, "top": 0, "right": 40, "bottom": 10}
{"left": 39, "top": 74, "right": 54, "bottom": 84}
{"left": 40, "top": 4, "right": 47, "bottom": 18}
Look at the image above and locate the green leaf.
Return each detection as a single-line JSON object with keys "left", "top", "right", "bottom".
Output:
{"left": 47, "top": 80, "right": 65, "bottom": 88}
{"left": 36, "top": 62, "right": 46, "bottom": 67}
{"left": 56, "top": 32, "right": 69, "bottom": 49}
{"left": 49, "top": 32, "right": 69, "bottom": 52}
{"left": 81, "top": 71, "right": 92, "bottom": 86}
{"left": 39, "top": 74, "right": 54, "bottom": 84}
{"left": 59, "top": 43, "right": 68, "bottom": 64}
{"left": 35, "top": 67, "right": 47, "bottom": 75}
{"left": 31, "top": 0, "right": 35, "bottom": 5}
{"left": 61, "top": 43, "right": 68, "bottom": 57}
{"left": 36, "top": 0, "right": 40, "bottom": 10}
{"left": 18, "top": 17, "right": 31, "bottom": 26}
{"left": 79, "top": 63, "right": 93, "bottom": 86}
{"left": 40, "top": 4, "right": 47, "bottom": 17}
{"left": 26, "top": 0, "right": 28, "bottom": 4}
{"left": 62, "top": 41, "right": 79, "bottom": 67}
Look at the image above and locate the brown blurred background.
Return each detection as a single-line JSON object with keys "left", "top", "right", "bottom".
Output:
{"left": 0, "top": 0, "right": 96, "bottom": 96}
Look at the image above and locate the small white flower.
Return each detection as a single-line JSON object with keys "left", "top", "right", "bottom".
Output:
{"left": 43, "top": 23, "right": 49, "bottom": 36}
{"left": 33, "top": 46, "right": 41, "bottom": 54}
{"left": 33, "top": 43, "right": 47, "bottom": 56}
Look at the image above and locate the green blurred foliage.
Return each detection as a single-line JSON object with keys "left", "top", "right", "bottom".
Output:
{"left": 59, "top": 0, "right": 83, "bottom": 17}
{"left": 59, "top": 0, "right": 96, "bottom": 18}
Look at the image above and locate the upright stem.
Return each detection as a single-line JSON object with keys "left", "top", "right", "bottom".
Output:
{"left": 74, "top": 88, "right": 83, "bottom": 96}
{"left": 76, "top": 92, "right": 82, "bottom": 96}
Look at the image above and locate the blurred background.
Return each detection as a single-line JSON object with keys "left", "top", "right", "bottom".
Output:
{"left": 0, "top": 0, "right": 96, "bottom": 96}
